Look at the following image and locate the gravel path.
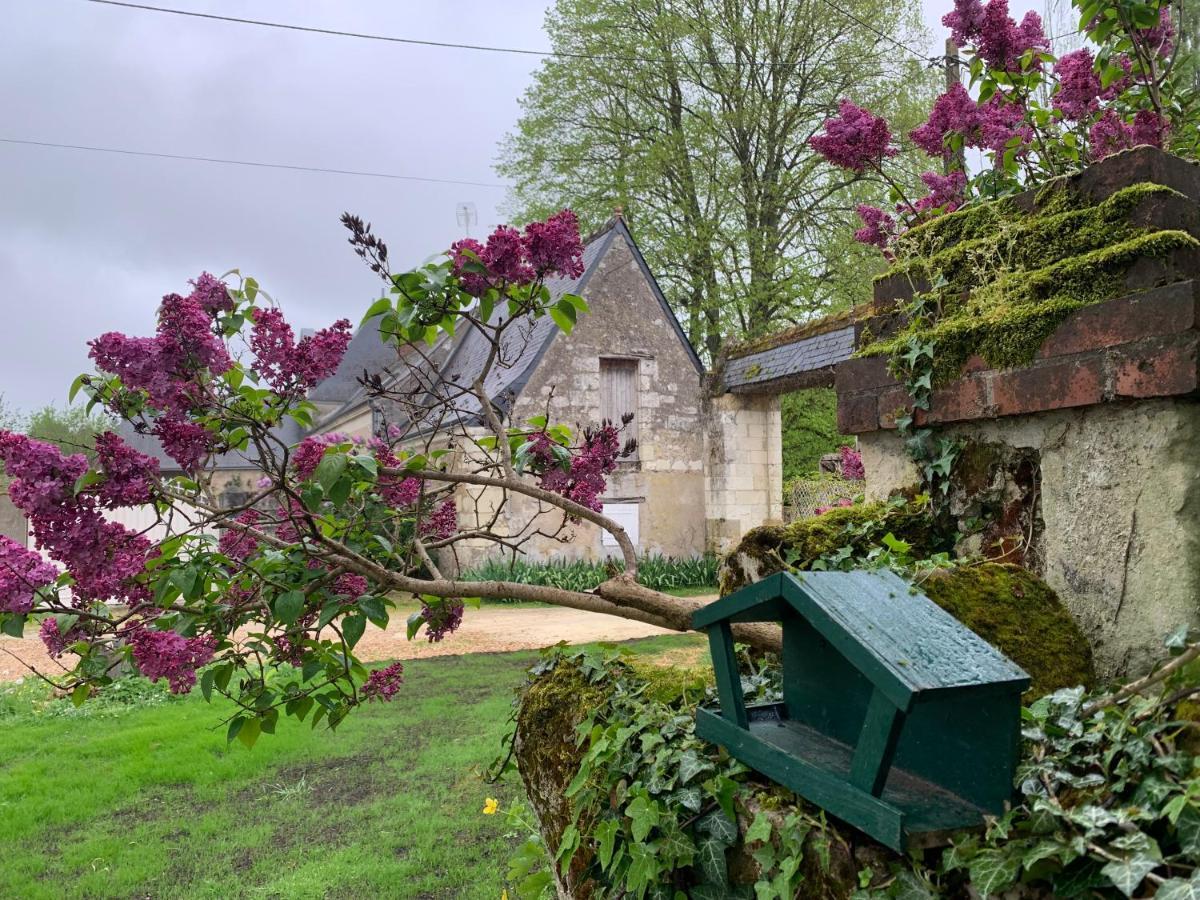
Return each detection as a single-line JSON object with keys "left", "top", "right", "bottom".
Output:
{"left": 0, "top": 602, "right": 714, "bottom": 683}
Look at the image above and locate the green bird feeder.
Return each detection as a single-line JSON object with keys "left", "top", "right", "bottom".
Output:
{"left": 693, "top": 569, "right": 1030, "bottom": 851}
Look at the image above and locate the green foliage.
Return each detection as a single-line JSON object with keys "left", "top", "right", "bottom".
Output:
{"left": 498, "top": 0, "right": 937, "bottom": 355}
{"left": 780, "top": 389, "right": 852, "bottom": 481}
{"left": 931, "top": 645, "right": 1200, "bottom": 898}
{"left": 461, "top": 553, "right": 719, "bottom": 598}
{"left": 515, "top": 647, "right": 839, "bottom": 898}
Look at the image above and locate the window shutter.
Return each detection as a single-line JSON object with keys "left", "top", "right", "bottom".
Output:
{"left": 600, "top": 358, "right": 639, "bottom": 455}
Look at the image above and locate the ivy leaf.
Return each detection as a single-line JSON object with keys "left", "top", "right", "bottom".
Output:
{"left": 967, "top": 849, "right": 1021, "bottom": 896}
{"left": 1178, "top": 805, "right": 1200, "bottom": 857}
{"left": 1156, "top": 876, "right": 1200, "bottom": 900}
{"left": 678, "top": 750, "right": 712, "bottom": 785}
{"left": 890, "top": 871, "right": 936, "bottom": 900}
{"left": 1101, "top": 854, "right": 1159, "bottom": 897}
{"left": 696, "top": 837, "right": 728, "bottom": 886}
{"left": 697, "top": 808, "right": 738, "bottom": 846}
{"left": 626, "top": 793, "right": 661, "bottom": 842}
{"left": 744, "top": 812, "right": 773, "bottom": 845}
{"left": 673, "top": 786, "right": 702, "bottom": 813}
{"left": 595, "top": 818, "right": 619, "bottom": 871}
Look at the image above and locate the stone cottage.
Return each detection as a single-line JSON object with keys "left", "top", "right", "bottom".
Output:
{"left": 117, "top": 216, "right": 710, "bottom": 563}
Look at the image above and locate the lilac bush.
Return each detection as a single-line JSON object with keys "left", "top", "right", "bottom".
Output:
{"left": 808, "top": 0, "right": 1195, "bottom": 255}
{"left": 0, "top": 210, "right": 681, "bottom": 742}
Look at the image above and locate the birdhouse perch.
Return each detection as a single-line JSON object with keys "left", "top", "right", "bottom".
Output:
{"left": 693, "top": 569, "right": 1030, "bottom": 851}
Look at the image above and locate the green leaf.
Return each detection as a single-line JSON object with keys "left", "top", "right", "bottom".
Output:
{"left": 406, "top": 610, "right": 424, "bottom": 641}
{"left": 967, "top": 849, "right": 1020, "bottom": 896}
{"left": 1178, "top": 805, "right": 1200, "bottom": 856}
{"left": 358, "top": 595, "right": 389, "bottom": 629}
{"left": 341, "top": 613, "right": 367, "bottom": 648}
{"left": 226, "top": 716, "right": 245, "bottom": 743}
{"left": 677, "top": 750, "right": 712, "bottom": 785}
{"left": 67, "top": 373, "right": 88, "bottom": 403}
{"left": 0, "top": 614, "right": 26, "bottom": 639}
{"left": 237, "top": 716, "right": 262, "bottom": 749}
{"left": 313, "top": 453, "right": 347, "bottom": 490}
{"left": 1156, "top": 876, "right": 1200, "bottom": 900}
{"left": 274, "top": 590, "right": 305, "bottom": 626}
{"left": 1101, "top": 854, "right": 1159, "bottom": 897}
{"left": 327, "top": 476, "right": 352, "bottom": 507}
{"left": 595, "top": 818, "right": 619, "bottom": 871}
{"left": 696, "top": 837, "right": 728, "bottom": 885}
{"left": 549, "top": 303, "right": 575, "bottom": 333}
{"left": 70, "top": 683, "right": 90, "bottom": 707}
{"left": 361, "top": 296, "right": 392, "bottom": 325}
{"left": 626, "top": 793, "right": 661, "bottom": 842}
{"left": 697, "top": 809, "right": 738, "bottom": 846}
{"left": 745, "top": 812, "right": 773, "bottom": 845}
{"left": 200, "top": 668, "right": 215, "bottom": 702}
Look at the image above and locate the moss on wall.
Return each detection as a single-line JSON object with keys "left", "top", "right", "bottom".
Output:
{"left": 862, "top": 182, "right": 1200, "bottom": 383}
{"left": 921, "top": 564, "right": 1095, "bottom": 696}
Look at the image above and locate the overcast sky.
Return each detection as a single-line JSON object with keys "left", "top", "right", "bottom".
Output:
{"left": 1, "top": 0, "right": 1051, "bottom": 413}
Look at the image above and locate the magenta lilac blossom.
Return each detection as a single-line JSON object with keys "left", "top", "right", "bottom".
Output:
{"left": 809, "top": 100, "right": 898, "bottom": 172}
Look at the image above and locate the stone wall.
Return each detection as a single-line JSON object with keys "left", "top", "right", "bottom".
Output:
{"left": 0, "top": 494, "right": 27, "bottom": 544}
{"left": 859, "top": 400, "right": 1200, "bottom": 676}
{"left": 703, "top": 389, "right": 784, "bottom": 553}
{"left": 836, "top": 149, "right": 1200, "bottom": 677}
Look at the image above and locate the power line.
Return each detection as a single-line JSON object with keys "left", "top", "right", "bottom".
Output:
{"left": 0, "top": 137, "right": 510, "bottom": 188}
{"left": 83, "top": 0, "right": 939, "bottom": 70}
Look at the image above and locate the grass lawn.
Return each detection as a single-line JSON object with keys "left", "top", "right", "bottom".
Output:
{"left": 0, "top": 633, "right": 703, "bottom": 900}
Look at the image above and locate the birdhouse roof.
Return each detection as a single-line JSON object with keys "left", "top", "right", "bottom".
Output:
{"left": 693, "top": 570, "right": 1029, "bottom": 707}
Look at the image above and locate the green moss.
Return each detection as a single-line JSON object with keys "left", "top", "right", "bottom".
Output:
{"left": 718, "top": 501, "right": 950, "bottom": 595}
{"left": 864, "top": 181, "right": 1199, "bottom": 383}
{"left": 629, "top": 662, "right": 712, "bottom": 705}
{"left": 921, "top": 563, "right": 1095, "bottom": 697}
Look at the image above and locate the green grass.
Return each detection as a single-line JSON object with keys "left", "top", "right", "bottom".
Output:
{"left": 0, "top": 634, "right": 702, "bottom": 899}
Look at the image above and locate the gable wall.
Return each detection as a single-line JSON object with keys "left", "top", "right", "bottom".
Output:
{"left": 460, "top": 232, "right": 707, "bottom": 565}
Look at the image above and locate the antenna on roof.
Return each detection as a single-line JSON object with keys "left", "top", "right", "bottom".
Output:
{"left": 455, "top": 201, "right": 477, "bottom": 236}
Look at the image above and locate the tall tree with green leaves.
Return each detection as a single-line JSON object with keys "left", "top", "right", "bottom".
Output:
{"left": 498, "top": 0, "right": 937, "bottom": 356}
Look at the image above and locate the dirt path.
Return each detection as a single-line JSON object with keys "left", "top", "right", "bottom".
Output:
{"left": 0, "top": 601, "right": 716, "bottom": 683}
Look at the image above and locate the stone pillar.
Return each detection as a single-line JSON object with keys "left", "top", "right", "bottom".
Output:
{"left": 704, "top": 391, "right": 783, "bottom": 553}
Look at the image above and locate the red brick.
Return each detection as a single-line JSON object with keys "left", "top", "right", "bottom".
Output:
{"left": 928, "top": 375, "right": 990, "bottom": 424}
{"left": 1038, "top": 281, "right": 1198, "bottom": 359}
{"left": 1112, "top": 335, "right": 1200, "bottom": 398}
{"left": 836, "top": 356, "right": 897, "bottom": 394}
{"left": 837, "top": 393, "right": 880, "bottom": 434}
{"left": 873, "top": 272, "right": 927, "bottom": 309}
{"left": 877, "top": 386, "right": 915, "bottom": 430}
{"left": 990, "top": 357, "right": 1105, "bottom": 417}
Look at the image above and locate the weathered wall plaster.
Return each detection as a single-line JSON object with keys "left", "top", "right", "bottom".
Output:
{"left": 861, "top": 399, "right": 1200, "bottom": 676}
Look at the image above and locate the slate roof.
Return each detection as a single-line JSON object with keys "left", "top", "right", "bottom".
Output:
{"left": 308, "top": 314, "right": 398, "bottom": 405}
{"left": 721, "top": 324, "right": 855, "bottom": 392}
{"left": 117, "top": 416, "right": 307, "bottom": 472}
{"left": 411, "top": 216, "right": 702, "bottom": 432}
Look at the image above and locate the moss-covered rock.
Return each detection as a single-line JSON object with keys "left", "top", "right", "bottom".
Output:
{"left": 718, "top": 501, "right": 949, "bottom": 596}
{"left": 514, "top": 662, "right": 609, "bottom": 899}
{"left": 920, "top": 564, "right": 1095, "bottom": 696}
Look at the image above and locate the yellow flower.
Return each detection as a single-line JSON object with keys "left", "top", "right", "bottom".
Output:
{"left": 501, "top": 892, "right": 509, "bottom": 900}
{"left": 483, "top": 797, "right": 499, "bottom": 815}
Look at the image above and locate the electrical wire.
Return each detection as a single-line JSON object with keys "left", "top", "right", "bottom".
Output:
{"left": 0, "top": 137, "right": 510, "bottom": 187}
{"left": 83, "top": 0, "right": 941, "bottom": 70}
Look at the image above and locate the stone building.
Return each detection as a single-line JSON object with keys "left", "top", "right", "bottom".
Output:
{"left": 117, "top": 216, "right": 711, "bottom": 563}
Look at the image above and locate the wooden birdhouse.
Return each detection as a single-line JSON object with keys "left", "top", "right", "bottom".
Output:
{"left": 693, "top": 569, "right": 1030, "bottom": 851}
